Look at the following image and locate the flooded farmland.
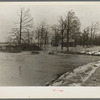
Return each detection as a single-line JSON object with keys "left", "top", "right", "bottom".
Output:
{"left": 0, "top": 51, "right": 100, "bottom": 86}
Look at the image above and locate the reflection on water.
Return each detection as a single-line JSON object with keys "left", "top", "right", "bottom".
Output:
{"left": 0, "top": 51, "right": 99, "bottom": 86}
{"left": 19, "top": 66, "right": 22, "bottom": 77}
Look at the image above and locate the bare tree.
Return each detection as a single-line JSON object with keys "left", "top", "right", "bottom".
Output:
{"left": 22, "top": 29, "right": 34, "bottom": 44}
{"left": 15, "top": 8, "right": 33, "bottom": 45}
{"left": 8, "top": 28, "right": 20, "bottom": 45}
{"left": 90, "top": 22, "right": 100, "bottom": 45}
{"left": 35, "top": 21, "right": 49, "bottom": 48}
{"left": 51, "top": 24, "right": 61, "bottom": 53}
{"left": 64, "top": 10, "right": 80, "bottom": 52}
{"left": 82, "top": 27, "right": 90, "bottom": 47}
{"left": 51, "top": 25, "right": 60, "bottom": 46}
{"left": 35, "top": 27, "right": 41, "bottom": 47}
{"left": 81, "top": 22, "right": 100, "bottom": 47}
{"left": 59, "top": 17, "right": 66, "bottom": 50}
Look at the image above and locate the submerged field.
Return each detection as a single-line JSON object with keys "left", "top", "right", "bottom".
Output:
{"left": 0, "top": 50, "right": 100, "bottom": 86}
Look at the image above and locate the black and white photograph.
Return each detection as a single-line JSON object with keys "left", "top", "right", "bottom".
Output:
{"left": 0, "top": 2, "right": 100, "bottom": 86}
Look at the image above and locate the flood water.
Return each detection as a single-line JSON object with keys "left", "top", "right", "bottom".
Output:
{"left": 0, "top": 51, "right": 100, "bottom": 86}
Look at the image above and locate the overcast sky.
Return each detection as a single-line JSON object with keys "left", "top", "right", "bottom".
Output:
{"left": 0, "top": 2, "right": 100, "bottom": 42}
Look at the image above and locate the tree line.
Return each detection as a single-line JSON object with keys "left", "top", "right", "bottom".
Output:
{"left": 8, "top": 8, "right": 100, "bottom": 52}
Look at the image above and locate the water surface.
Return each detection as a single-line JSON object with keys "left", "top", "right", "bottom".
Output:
{"left": 0, "top": 52, "right": 99, "bottom": 86}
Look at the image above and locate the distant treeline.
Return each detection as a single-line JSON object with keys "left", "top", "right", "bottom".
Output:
{"left": 7, "top": 8, "right": 100, "bottom": 52}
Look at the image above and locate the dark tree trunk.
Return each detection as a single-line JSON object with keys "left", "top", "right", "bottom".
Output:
{"left": 66, "top": 17, "right": 69, "bottom": 53}
{"left": 19, "top": 10, "right": 22, "bottom": 45}
{"left": 66, "top": 31, "right": 69, "bottom": 53}
{"left": 61, "top": 30, "right": 64, "bottom": 50}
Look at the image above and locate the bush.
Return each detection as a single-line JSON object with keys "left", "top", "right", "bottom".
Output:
{"left": 20, "top": 43, "right": 42, "bottom": 51}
